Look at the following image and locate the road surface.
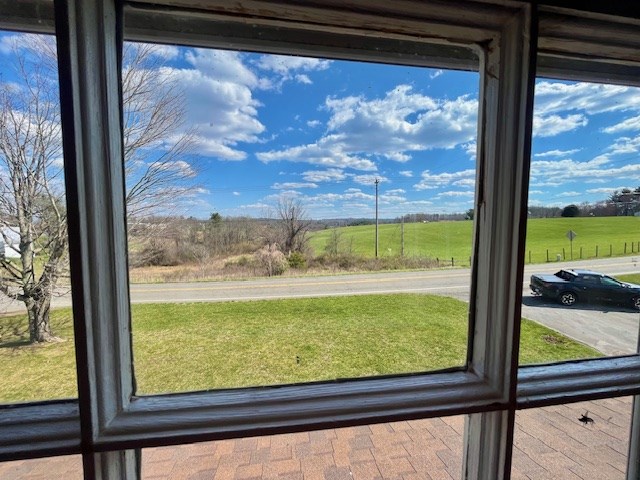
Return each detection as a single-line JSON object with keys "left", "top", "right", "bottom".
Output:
{"left": 2, "top": 256, "right": 639, "bottom": 355}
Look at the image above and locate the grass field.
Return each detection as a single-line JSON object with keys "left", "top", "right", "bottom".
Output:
{"left": 618, "top": 273, "right": 640, "bottom": 284}
{"left": 309, "top": 216, "right": 640, "bottom": 266}
{"left": 1, "top": 294, "right": 601, "bottom": 403}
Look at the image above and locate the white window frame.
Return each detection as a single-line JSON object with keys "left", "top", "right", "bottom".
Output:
{"left": 0, "top": 1, "right": 639, "bottom": 479}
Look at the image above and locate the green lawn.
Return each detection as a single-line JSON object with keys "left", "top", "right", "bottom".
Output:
{"left": 618, "top": 273, "right": 640, "bottom": 284}
{"left": 0, "top": 294, "right": 601, "bottom": 403}
{"left": 310, "top": 216, "right": 640, "bottom": 266}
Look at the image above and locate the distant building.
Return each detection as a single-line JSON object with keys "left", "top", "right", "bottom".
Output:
{"left": 0, "top": 227, "right": 21, "bottom": 259}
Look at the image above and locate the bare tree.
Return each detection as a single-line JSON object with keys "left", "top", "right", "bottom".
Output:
{"left": 122, "top": 43, "right": 197, "bottom": 219}
{"left": 276, "top": 197, "right": 312, "bottom": 255}
{"left": 0, "top": 35, "right": 196, "bottom": 343}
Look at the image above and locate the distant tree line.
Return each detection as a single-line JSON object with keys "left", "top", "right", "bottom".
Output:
{"left": 560, "top": 187, "right": 640, "bottom": 218}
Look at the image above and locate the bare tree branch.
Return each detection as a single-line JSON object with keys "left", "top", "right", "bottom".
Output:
{"left": 0, "top": 36, "right": 198, "bottom": 342}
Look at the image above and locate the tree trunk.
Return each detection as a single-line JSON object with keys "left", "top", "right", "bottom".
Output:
{"left": 26, "top": 292, "right": 55, "bottom": 343}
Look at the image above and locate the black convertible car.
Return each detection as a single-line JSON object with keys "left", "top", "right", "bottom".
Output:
{"left": 530, "top": 269, "right": 640, "bottom": 310}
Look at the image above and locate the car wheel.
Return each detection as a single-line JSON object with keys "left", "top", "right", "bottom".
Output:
{"left": 632, "top": 296, "right": 640, "bottom": 311}
{"left": 559, "top": 291, "right": 577, "bottom": 306}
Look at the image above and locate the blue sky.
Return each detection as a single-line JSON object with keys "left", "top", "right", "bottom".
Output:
{"left": 2, "top": 34, "right": 640, "bottom": 219}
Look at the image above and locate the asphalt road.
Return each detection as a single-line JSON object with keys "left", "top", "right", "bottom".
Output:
{"left": 2, "top": 256, "right": 639, "bottom": 355}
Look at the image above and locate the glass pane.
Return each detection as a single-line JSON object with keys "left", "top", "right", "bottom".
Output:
{"left": 0, "top": 455, "right": 82, "bottom": 480}
{"left": 0, "top": 31, "right": 77, "bottom": 403}
{"left": 512, "top": 397, "right": 632, "bottom": 479}
{"left": 123, "top": 41, "right": 488, "bottom": 394}
{"left": 521, "top": 78, "right": 640, "bottom": 364}
{"left": 142, "top": 416, "right": 464, "bottom": 479}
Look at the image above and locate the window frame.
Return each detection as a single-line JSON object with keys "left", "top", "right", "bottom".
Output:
{"left": 0, "top": 1, "right": 639, "bottom": 479}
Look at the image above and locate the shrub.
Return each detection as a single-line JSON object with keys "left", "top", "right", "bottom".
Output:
{"left": 287, "top": 251, "right": 307, "bottom": 269}
{"left": 561, "top": 204, "right": 580, "bottom": 217}
{"left": 255, "top": 244, "right": 288, "bottom": 276}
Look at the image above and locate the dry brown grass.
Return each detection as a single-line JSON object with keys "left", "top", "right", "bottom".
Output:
{"left": 127, "top": 253, "right": 443, "bottom": 283}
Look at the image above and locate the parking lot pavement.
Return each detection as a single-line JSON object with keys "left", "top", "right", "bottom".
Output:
{"left": 521, "top": 292, "right": 640, "bottom": 356}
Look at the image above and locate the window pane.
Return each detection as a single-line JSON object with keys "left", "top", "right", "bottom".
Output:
{"left": 512, "top": 397, "right": 632, "bottom": 479}
{"left": 142, "top": 417, "right": 464, "bottom": 479}
{"left": 124, "top": 42, "right": 489, "bottom": 394}
{"left": 0, "top": 31, "right": 77, "bottom": 403}
{"left": 521, "top": 78, "right": 640, "bottom": 365}
{"left": 0, "top": 455, "right": 82, "bottom": 479}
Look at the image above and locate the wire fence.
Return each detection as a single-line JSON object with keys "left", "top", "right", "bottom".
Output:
{"left": 402, "top": 240, "right": 640, "bottom": 268}
{"left": 527, "top": 240, "right": 640, "bottom": 264}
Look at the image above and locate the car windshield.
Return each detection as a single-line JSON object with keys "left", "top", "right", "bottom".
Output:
{"left": 601, "top": 276, "right": 622, "bottom": 287}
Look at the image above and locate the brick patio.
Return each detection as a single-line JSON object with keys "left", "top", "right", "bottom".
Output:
{"left": 0, "top": 396, "right": 631, "bottom": 479}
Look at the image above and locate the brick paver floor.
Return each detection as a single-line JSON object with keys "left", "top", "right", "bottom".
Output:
{"left": 0, "top": 396, "right": 631, "bottom": 479}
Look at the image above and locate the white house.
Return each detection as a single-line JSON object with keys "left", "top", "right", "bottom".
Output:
{"left": 0, "top": 227, "right": 21, "bottom": 259}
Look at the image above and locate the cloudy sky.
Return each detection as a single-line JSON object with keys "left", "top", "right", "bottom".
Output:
{"left": 2, "top": 33, "right": 640, "bottom": 219}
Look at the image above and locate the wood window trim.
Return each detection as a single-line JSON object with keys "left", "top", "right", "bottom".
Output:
{"left": 0, "top": 1, "right": 638, "bottom": 479}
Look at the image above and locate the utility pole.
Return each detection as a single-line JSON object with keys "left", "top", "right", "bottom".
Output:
{"left": 375, "top": 178, "right": 379, "bottom": 258}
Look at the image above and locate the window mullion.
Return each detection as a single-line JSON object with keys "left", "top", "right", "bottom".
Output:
{"left": 55, "top": 0, "right": 137, "bottom": 478}
{"left": 463, "top": 5, "right": 537, "bottom": 479}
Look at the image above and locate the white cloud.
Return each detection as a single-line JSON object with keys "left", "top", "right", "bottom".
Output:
{"left": 602, "top": 115, "right": 640, "bottom": 134}
{"left": 302, "top": 168, "right": 347, "bottom": 183}
{"left": 351, "top": 174, "right": 388, "bottom": 186}
{"left": 531, "top": 81, "right": 640, "bottom": 138}
{"left": 435, "top": 190, "right": 475, "bottom": 198}
{"left": 186, "top": 49, "right": 259, "bottom": 88}
{"left": 535, "top": 81, "right": 640, "bottom": 116}
{"left": 414, "top": 169, "right": 476, "bottom": 190}
{"left": 533, "top": 114, "right": 588, "bottom": 137}
{"left": 255, "top": 55, "right": 330, "bottom": 88}
{"left": 161, "top": 50, "right": 266, "bottom": 160}
{"left": 256, "top": 55, "right": 330, "bottom": 76}
{"left": 608, "top": 135, "right": 640, "bottom": 155}
{"left": 307, "top": 188, "right": 375, "bottom": 204}
{"left": 452, "top": 178, "right": 475, "bottom": 188}
{"left": 147, "top": 44, "right": 180, "bottom": 60}
{"left": 429, "top": 69, "right": 443, "bottom": 79}
{"left": 463, "top": 142, "right": 476, "bottom": 160}
{"left": 586, "top": 187, "right": 631, "bottom": 194}
{"left": 233, "top": 191, "right": 241, "bottom": 196}
{"left": 272, "top": 182, "right": 318, "bottom": 189}
{"left": 295, "top": 74, "right": 312, "bottom": 85}
{"left": 528, "top": 190, "right": 545, "bottom": 195}
{"left": 257, "top": 137, "right": 377, "bottom": 171}
{"left": 556, "top": 191, "right": 582, "bottom": 198}
{"left": 325, "top": 85, "right": 477, "bottom": 153}
{"left": 534, "top": 148, "right": 581, "bottom": 158}
{"left": 306, "top": 120, "right": 321, "bottom": 128}
{"left": 399, "top": 170, "right": 413, "bottom": 177}
{"left": 386, "top": 189, "right": 406, "bottom": 195}
{"left": 530, "top": 155, "right": 640, "bottom": 186}
{"left": 150, "top": 160, "right": 196, "bottom": 177}
{"left": 259, "top": 85, "right": 478, "bottom": 171}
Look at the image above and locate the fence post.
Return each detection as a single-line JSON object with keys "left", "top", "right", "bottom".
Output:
{"left": 625, "top": 242, "right": 627, "bottom": 254}
{"left": 451, "top": 257, "right": 454, "bottom": 267}
{"left": 596, "top": 245, "right": 599, "bottom": 257}
{"left": 580, "top": 247, "right": 582, "bottom": 259}
{"left": 610, "top": 244, "right": 613, "bottom": 256}
{"left": 562, "top": 247, "right": 565, "bottom": 260}
{"left": 528, "top": 251, "right": 532, "bottom": 264}
{"left": 546, "top": 249, "right": 549, "bottom": 262}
